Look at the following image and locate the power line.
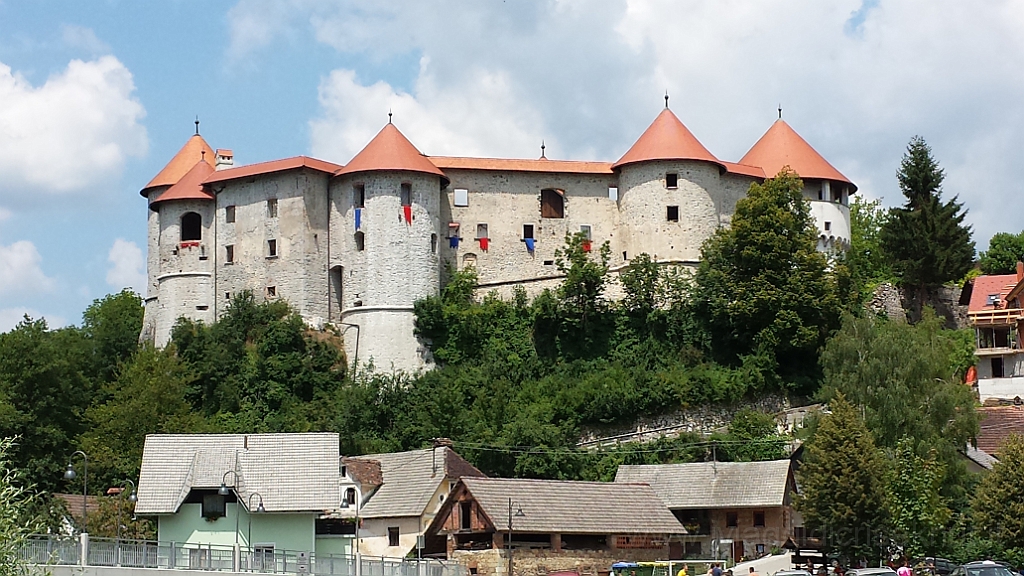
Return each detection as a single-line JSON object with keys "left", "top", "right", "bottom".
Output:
{"left": 448, "top": 437, "right": 790, "bottom": 456}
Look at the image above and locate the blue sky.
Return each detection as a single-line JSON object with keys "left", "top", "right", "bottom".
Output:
{"left": 1, "top": 0, "right": 1023, "bottom": 331}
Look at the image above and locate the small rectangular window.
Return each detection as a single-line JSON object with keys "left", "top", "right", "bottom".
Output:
{"left": 454, "top": 188, "right": 469, "bottom": 207}
{"left": 666, "top": 173, "right": 678, "bottom": 188}
{"left": 460, "top": 502, "right": 472, "bottom": 530}
{"left": 225, "top": 205, "right": 236, "bottom": 223}
{"left": 543, "top": 260, "right": 554, "bottom": 266}
{"left": 388, "top": 527, "right": 400, "bottom": 547}
{"left": 753, "top": 511, "right": 766, "bottom": 527}
{"left": 993, "top": 357, "right": 1005, "bottom": 378}
{"left": 401, "top": 183, "right": 412, "bottom": 206}
{"left": 726, "top": 512, "right": 738, "bottom": 528}
{"left": 225, "top": 292, "right": 231, "bottom": 300}
{"left": 824, "top": 221, "right": 832, "bottom": 232}
{"left": 267, "top": 198, "right": 278, "bottom": 218}
{"left": 523, "top": 224, "right": 534, "bottom": 239}
{"left": 267, "top": 239, "right": 277, "bottom": 257}
{"left": 608, "top": 186, "right": 618, "bottom": 201}
{"left": 354, "top": 184, "right": 365, "bottom": 208}
{"left": 540, "top": 189, "right": 564, "bottom": 219}
{"left": 580, "top": 225, "right": 592, "bottom": 240}
{"left": 476, "top": 223, "right": 488, "bottom": 239}
{"left": 225, "top": 245, "right": 234, "bottom": 263}
{"left": 266, "top": 286, "right": 276, "bottom": 297}
{"left": 667, "top": 206, "right": 679, "bottom": 222}
{"left": 355, "top": 232, "right": 365, "bottom": 251}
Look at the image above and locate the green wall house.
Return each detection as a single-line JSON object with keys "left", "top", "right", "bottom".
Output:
{"left": 135, "top": 433, "right": 355, "bottom": 558}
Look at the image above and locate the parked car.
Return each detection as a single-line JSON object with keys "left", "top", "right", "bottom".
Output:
{"left": 913, "top": 558, "right": 956, "bottom": 576}
{"left": 846, "top": 568, "right": 898, "bottom": 576}
{"left": 950, "top": 561, "right": 1017, "bottom": 576}
{"left": 775, "top": 571, "right": 812, "bottom": 576}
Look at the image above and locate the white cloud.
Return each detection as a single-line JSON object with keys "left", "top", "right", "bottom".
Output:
{"left": 0, "top": 307, "right": 67, "bottom": 334}
{"left": 61, "top": 24, "right": 111, "bottom": 55}
{"left": 105, "top": 238, "right": 146, "bottom": 295}
{"left": 0, "top": 55, "right": 147, "bottom": 200}
{"left": 0, "top": 240, "right": 54, "bottom": 297}
{"left": 0, "top": 207, "right": 11, "bottom": 222}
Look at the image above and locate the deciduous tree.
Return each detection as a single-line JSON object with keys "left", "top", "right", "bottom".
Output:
{"left": 972, "top": 434, "right": 1024, "bottom": 557}
{"left": 979, "top": 231, "right": 1024, "bottom": 275}
{"left": 886, "top": 438, "right": 949, "bottom": 558}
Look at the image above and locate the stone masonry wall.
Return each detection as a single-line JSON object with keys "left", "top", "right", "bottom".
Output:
{"left": 454, "top": 546, "right": 669, "bottom": 576}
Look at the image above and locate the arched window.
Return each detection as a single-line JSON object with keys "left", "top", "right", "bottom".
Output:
{"left": 540, "top": 189, "right": 564, "bottom": 218}
{"left": 181, "top": 212, "right": 202, "bottom": 241}
{"left": 345, "top": 488, "right": 356, "bottom": 506}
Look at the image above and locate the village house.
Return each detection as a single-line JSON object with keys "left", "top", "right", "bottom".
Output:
{"left": 964, "top": 263, "right": 1024, "bottom": 403}
{"left": 614, "top": 460, "right": 798, "bottom": 563}
{"left": 423, "top": 477, "right": 686, "bottom": 576}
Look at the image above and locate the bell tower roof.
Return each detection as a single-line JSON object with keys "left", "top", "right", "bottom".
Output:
{"left": 740, "top": 119, "right": 855, "bottom": 190}
{"left": 141, "top": 134, "right": 215, "bottom": 197}
{"left": 336, "top": 122, "right": 447, "bottom": 184}
{"left": 149, "top": 159, "right": 215, "bottom": 209}
{"left": 613, "top": 108, "right": 724, "bottom": 171}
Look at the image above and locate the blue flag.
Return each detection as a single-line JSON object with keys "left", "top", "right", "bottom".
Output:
{"left": 355, "top": 208, "right": 361, "bottom": 230}
{"left": 449, "top": 236, "right": 459, "bottom": 249}
{"left": 524, "top": 237, "right": 535, "bottom": 252}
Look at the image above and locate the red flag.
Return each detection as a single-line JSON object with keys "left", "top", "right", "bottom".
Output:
{"left": 582, "top": 240, "right": 592, "bottom": 252}
{"left": 479, "top": 237, "right": 489, "bottom": 251}
{"left": 403, "top": 205, "right": 412, "bottom": 224}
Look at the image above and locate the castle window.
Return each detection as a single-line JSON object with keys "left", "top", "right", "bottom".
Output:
{"left": 354, "top": 184, "right": 365, "bottom": 208}
{"left": 476, "top": 223, "right": 488, "bottom": 239}
{"left": 667, "top": 206, "right": 679, "bottom": 222}
{"left": 523, "top": 224, "right": 534, "bottom": 239}
{"left": 225, "top": 292, "right": 231, "bottom": 300}
{"left": 824, "top": 221, "right": 832, "bottom": 232}
{"left": 540, "top": 189, "right": 564, "bottom": 219}
{"left": 225, "top": 245, "right": 234, "bottom": 263}
{"left": 181, "top": 212, "right": 202, "bottom": 241}
{"left": 666, "top": 173, "right": 678, "bottom": 189}
{"left": 267, "top": 239, "right": 278, "bottom": 258}
{"left": 608, "top": 186, "right": 618, "bottom": 201}
{"left": 266, "top": 286, "right": 276, "bottom": 297}
{"left": 454, "top": 188, "right": 469, "bottom": 207}
{"left": 580, "top": 225, "right": 592, "bottom": 240}
{"left": 267, "top": 198, "right": 278, "bottom": 218}
{"left": 431, "top": 233, "right": 437, "bottom": 254}
{"left": 462, "top": 253, "right": 477, "bottom": 268}
{"left": 401, "top": 183, "right": 412, "bottom": 206}
{"left": 225, "top": 205, "right": 236, "bottom": 223}
{"left": 355, "top": 231, "right": 365, "bottom": 251}
{"left": 821, "top": 181, "right": 831, "bottom": 202}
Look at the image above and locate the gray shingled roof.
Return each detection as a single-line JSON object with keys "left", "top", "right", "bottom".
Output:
{"left": 135, "top": 433, "right": 340, "bottom": 515}
{"left": 459, "top": 477, "right": 685, "bottom": 535}
{"left": 353, "top": 447, "right": 484, "bottom": 519}
{"left": 614, "top": 460, "right": 793, "bottom": 509}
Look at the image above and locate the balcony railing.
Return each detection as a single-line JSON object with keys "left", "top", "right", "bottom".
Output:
{"left": 20, "top": 535, "right": 466, "bottom": 576}
{"left": 970, "top": 308, "right": 1024, "bottom": 326}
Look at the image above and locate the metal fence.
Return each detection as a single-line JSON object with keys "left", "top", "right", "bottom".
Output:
{"left": 21, "top": 535, "right": 467, "bottom": 576}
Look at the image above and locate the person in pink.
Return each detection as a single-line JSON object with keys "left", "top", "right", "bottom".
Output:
{"left": 897, "top": 560, "right": 913, "bottom": 576}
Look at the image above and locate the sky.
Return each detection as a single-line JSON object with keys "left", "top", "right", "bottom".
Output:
{"left": 1, "top": 0, "right": 1023, "bottom": 332}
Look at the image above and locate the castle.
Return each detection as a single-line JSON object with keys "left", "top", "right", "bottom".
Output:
{"left": 139, "top": 103, "right": 857, "bottom": 372}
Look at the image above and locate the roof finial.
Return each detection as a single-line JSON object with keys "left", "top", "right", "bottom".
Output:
{"left": 778, "top": 104, "right": 782, "bottom": 120}
{"left": 540, "top": 140, "right": 546, "bottom": 159}
{"left": 665, "top": 91, "right": 670, "bottom": 109}
{"left": 388, "top": 109, "right": 393, "bottom": 124}
{"left": 195, "top": 116, "right": 200, "bottom": 135}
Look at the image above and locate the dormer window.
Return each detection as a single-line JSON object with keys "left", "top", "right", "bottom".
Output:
{"left": 202, "top": 494, "right": 226, "bottom": 520}
{"left": 988, "top": 294, "right": 1001, "bottom": 306}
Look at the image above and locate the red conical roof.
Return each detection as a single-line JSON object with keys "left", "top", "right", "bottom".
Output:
{"left": 149, "top": 160, "right": 215, "bottom": 208}
{"left": 613, "top": 108, "right": 724, "bottom": 171}
{"left": 142, "top": 134, "right": 215, "bottom": 196}
{"left": 336, "top": 123, "right": 447, "bottom": 182}
{"left": 740, "top": 120, "right": 855, "bottom": 190}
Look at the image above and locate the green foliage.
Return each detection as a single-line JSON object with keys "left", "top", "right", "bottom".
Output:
{"left": 713, "top": 409, "right": 788, "bottom": 462}
{"left": 972, "top": 434, "right": 1024, "bottom": 557}
{"left": 692, "top": 170, "right": 848, "bottom": 393}
{"left": 0, "top": 437, "right": 43, "bottom": 576}
{"left": 796, "top": 394, "right": 887, "bottom": 563}
{"left": 848, "top": 197, "right": 895, "bottom": 302}
{"left": 880, "top": 136, "right": 975, "bottom": 293}
{"left": 886, "top": 438, "right": 949, "bottom": 558}
{"left": 81, "top": 289, "right": 144, "bottom": 384}
{"left": 980, "top": 231, "right": 1024, "bottom": 275}
{"left": 819, "top": 312, "right": 978, "bottom": 502}
{"left": 85, "top": 495, "right": 155, "bottom": 539}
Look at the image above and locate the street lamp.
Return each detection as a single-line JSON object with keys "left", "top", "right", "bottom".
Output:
{"left": 507, "top": 499, "right": 525, "bottom": 576}
{"left": 116, "top": 480, "right": 138, "bottom": 542}
{"left": 340, "top": 484, "right": 363, "bottom": 555}
{"left": 63, "top": 451, "right": 88, "bottom": 530}
{"left": 247, "top": 492, "right": 265, "bottom": 565}
{"left": 220, "top": 471, "right": 241, "bottom": 546}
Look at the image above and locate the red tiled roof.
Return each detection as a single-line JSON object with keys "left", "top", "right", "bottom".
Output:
{"left": 203, "top": 156, "right": 343, "bottom": 185}
{"left": 977, "top": 406, "right": 1024, "bottom": 455}
{"left": 968, "top": 274, "right": 1019, "bottom": 312}
{"left": 721, "top": 161, "right": 766, "bottom": 179}
{"left": 342, "top": 457, "right": 383, "bottom": 487}
{"left": 740, "top": 120, "right": 855, "bottom": 190}
{"left": 336, "top": 123, "right": 446, "bottom": 181}
{"left": 142, "top": 134, "right": 215, "bottom": 195}
{"left": 431, "top": 156, "right": 614, "bottom": 175}
{"left": 613, "top": 108, "right": 725, "bottom": 171}
{"left": 150, "top": 160, "right": 215, "bottom": 208}
{"left": 54, "top": 493, "right": 102, "bottom": 523}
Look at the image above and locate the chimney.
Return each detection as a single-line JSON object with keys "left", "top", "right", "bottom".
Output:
{"left": 215, "top": 149, "right": 234, "bottom": 171}
{"left": 1017, "top": 261, "right": 1023, "bottom": 282}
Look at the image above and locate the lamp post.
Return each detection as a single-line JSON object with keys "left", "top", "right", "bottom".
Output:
{"left": 507, "top": 499, "right": 525, "bottom": 576}
{"left": 219, "top": 471, "right": 240, "bottom": 546}
{"left": 63, "top": 451, "right": 89, "bottom": 530}
{"left": 247, "top": 492, "right": 265, "bottom": 567}
{"left": 341, "top": 483, "right": 363, "bottom": 576}
{"left": 115, "top": 480, "right": 138, "bottom": 542}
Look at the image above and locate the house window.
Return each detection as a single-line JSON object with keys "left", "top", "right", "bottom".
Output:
{"left": 341, "top": 465, "right": 347, "bottom": 478}
{"left": 476, "top": 224, "right": 488, "bottom": 239}
{"left": 666, "top": 173, "right": 678, "bottom": 189}
{"left": 726, "top": 512, "right": 738, "bottom": 528}
{"left": 355, "top": 231, "right": 365, "bottom": 251}
{"left": 461, "top": 502, "right": 472, "bottom": 531}
{"left": 580, "top": 225, "right": 592, "bottom": 240}
{"left": 388, "top": 527, "right": 400, "bottom": 547}
{"left": 540, "top": 189, "right": 564, "bottom": 219}
{"left": 267, "top": 198, "right": 278, "bottom": 218}
{"left": 354, "top": 184, "right": 365, "bottom": 208}
{"left": 685, "top": 542, "right": 702, "bottom": 557}
{"left": 523, "top": 224, "right": 534, "bottom": 239}
{"left": 225, "top": 205, "right": 236, "bottom": 223}
{"left": 253, "top": 546, "right": 274, "bottom": 571}
{"left": 266, "top": 286, "right": 276, "bottom": 297}
{"left": 181, "top": 212, "right": 202, "bottom": 241}
{"left": 225, "top": 245, "right": 234, "bottom": 263}
{"left": 608, "top": 186, "right": 618, "bottom": 201}
{"left": 454, "top": 188, "right": 469, "bottom": 207}
{"left": 993, "top": 357, "right": 1005, "bottom": 378}
{"left": 824, "top": 221, "right": 832, "bottom": 232}
{"left": 753, "top": 511, "right": 766, "bottom": 527}
{"left": 267, "top": 239, "right": 278, "bottom": 258}
{"left": 201, "top": 494, "right": 226, "bottom": 520}
{"left": 345, "top": 488, "right": 356, "bottom": 506}
{"left": 667, "top": 206, "right": 679, "bottom": 222}
{"left": 401, "top": 183, "right": 412, "bottom": 206}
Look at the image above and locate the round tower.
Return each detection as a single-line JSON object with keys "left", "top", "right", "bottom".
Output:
{"left": 330, "top": 122, "right": 446, "bottom": 372}
{"left": 740, "top": 119, "right": 857, "bottom": 251}
{"left": 614, "top": 107, "right": 728, "bottom": 263}
{"left": 140, "top": 134, "right": 217, "bottom": 346}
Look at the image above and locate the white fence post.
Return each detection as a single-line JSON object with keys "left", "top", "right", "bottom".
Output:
{"left": 79, "top": 533, "right": 89, "bottom": 567}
